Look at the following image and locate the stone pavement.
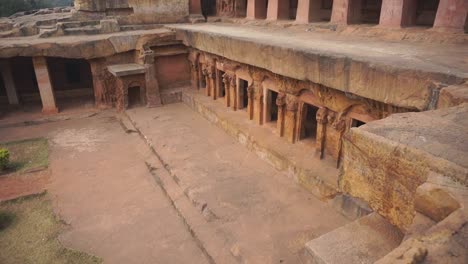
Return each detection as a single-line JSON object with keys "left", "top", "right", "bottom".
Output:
{"left": 126, "top": 104, "right": 350, "bottom": 263}
{"left": 0, "top": 111, "right": 210, "bottom": 264}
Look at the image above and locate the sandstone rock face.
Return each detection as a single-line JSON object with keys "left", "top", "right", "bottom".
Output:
{"left": 339, "top": 104, "right": 468, "bottom": 231}
{"left": 171, "top": 24, "right": 466, "bottom": 111}
{"left": 437, "top": 82, "right": 468, "bottom": 109}
{"left": 0, "top": 29, "right": 176, "bottom": 59}
{"left": 376, "top": 209, "right": 468, "bottom": 264}
{"left": 75, "top": 0, "right": 189, "bottom": 24}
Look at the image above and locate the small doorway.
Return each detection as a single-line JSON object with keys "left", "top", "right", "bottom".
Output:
{"left": 266, "top": 89, "right": 279, "bottom": 123}
{"left": 128, "top": 86, "right": 141, "bottom": 108}
{"left": 300, "top": 103, "right": 319, "bottom": 141}
{"left": 238, "top": 78, "right": 249, "bottom": 110}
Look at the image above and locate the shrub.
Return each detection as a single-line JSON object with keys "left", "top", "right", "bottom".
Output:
{"left": 0, "top": 148, "right": 9, "bottom": 170}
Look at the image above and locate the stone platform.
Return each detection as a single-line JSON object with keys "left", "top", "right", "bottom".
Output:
{"left": 171, "top": 23, "right": 468, "bottom": 111}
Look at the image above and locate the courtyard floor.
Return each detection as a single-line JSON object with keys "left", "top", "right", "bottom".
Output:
{"left": 0, "top": 104, "right": 350, "bottom": 263}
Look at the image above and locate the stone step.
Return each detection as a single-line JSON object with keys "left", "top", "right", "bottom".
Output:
{"left": 301, "top": 213, "right": 403, "bottom": 264}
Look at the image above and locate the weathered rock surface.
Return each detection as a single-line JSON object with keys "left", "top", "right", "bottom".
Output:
{"left": 415, "top": 183, "right": 461, "bottom": 222}
{"left": 171, "top": 23, "right": 468, "bottom": 111}
{"left": 376, "top": 209, "right": 468, "bottom": 264}
{"left": 0, "top": 28, "right": 176, "bottom": 59}
{"left": 339, "top": 104, "right": 468, "bottom": 231}
{"left": 437, "top": 82, "right": 468, "bottom": 109}
{"left": 301, "top": 213, "right": 403, "bottom": 264}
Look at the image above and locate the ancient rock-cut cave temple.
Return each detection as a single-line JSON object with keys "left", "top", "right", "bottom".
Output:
{"left": 0, "top": 0, "right": 467, "bottom": 263}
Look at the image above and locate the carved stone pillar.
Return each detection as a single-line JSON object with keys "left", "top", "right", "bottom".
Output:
{"left": 230, "top": 75, "right": 237, "bottom": 110}
{"left": 247, "top": 84, "right": 255, "bottom": 120}
{"left": 190, "top": 62, "right": 199, "bottom": 89}
{"left": 276, "top": 92, "right": 286, "bottom": 137}
{"left": 284, "top": 95, "right": 299, "bottom": 143}
{"left": 141, "top": 50, "right": 162, "bottom": 108}
{"left": 333, "top": 114, "right": 347, "bottom": 167}
{"left": 316, "top": 107, "right": 329, "bottom": 159}
{"left": 202, "top": 67, "right": 210, "bottom": 97}
{"left": 222, "top": 73, "right": 232, "bottom": 107}
{"left": 208, "top": 67, "right": 217, "bottom": 100}
{"left": 253, "top": 84, "right": 264, "bottom": 125}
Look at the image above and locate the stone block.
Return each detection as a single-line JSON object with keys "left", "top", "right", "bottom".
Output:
{"left": 301, "top": 213, "right": 403, "bottom": 264}
{"left": 414, "top": 183, "right": 460, "bottom": 222}
{"left": 437, "top": 83, "right": 468, "bottom": 109}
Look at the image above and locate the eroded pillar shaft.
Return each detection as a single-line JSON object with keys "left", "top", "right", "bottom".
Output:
{"left": 33, "top": 56, "right": 58, "bottom": 114}
{"left": 331, "top": 0, "right": 362, "bottom": 24}
{"left": 379, "top": 0, "right": 417, "bottom": 27}
{"left": 0, "top": 61, "right": 19, "bottom": 105}
{"left": 247, "top": 0, "right": 268, "bottom": 19}
{"left": 267, "top": 0, "right": 290, "bottom": 20}
{"left": 284, "top": 95, "right": 299, "bottom": 143}
{"left": 296, "top": 0, "right": 323, "bottom": 23}
{"left": 433, "top": 0, "right": 467, "bottom": 32}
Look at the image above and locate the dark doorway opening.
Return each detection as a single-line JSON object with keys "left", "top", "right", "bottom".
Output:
{"left": 352, "top": 119, "right": 366, "bottom": 128}
{"left": 290, "top": 0, "right": 298, "bottom": 20}
{"left": 239, "top": 79, "right": 249, "bottom": 110}
{"left": 268, "top": 90, "right": 279, "bottom": 122}
{"left": 361, "top": 0, "right": 382, "bottom": 24}
{"left": 0, "top": 75, "right": 6, "bottom": 97}
{"left": 128, "top": 86, "right": 141, "bottom": 108}
{"left": 202, "top": 0, "right": 217, "bottom": 18}
{"left": 301, "top": 103, "right": 319, "bottom": 140}
{"left": 415, "top": 0, "right": 439, "bottom": 26}
{"left": 47, "top": 57, "right": 94, "bottom": 111}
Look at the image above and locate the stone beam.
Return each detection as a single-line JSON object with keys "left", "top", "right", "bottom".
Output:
{"left": 32, "top": 57, "right": 58, "bottom": 114}
{"left": 379, "top": 0, "right": 417, "bottom": 28}
{"left": 433, "top": 0, "right": 468, "bottom": 32}
{"left": 0, "top": 60, "right": 19, "bottom": 105}
{"left": 267, "top": 0, "right": 290, "bottom": 20}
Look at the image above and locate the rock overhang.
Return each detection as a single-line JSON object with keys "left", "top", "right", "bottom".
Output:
{"left": 168, "top": 23, "right": 468, "bottom": 111}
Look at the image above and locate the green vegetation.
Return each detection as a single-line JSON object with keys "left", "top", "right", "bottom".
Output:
{"left": 0, "top": 0, "right": 73, "bottom": 17}
{"left": 0, "top": 138, "right": 48, "bottom": 173}
{"left": 0, "top": 148, "right": 9, "bottom": 171}
{"left": 0, "top": 193, "right": 102, "bottom": 264}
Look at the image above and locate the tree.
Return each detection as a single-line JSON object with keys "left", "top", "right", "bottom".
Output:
{"left": 0, "top": 0, "right": 73, "bottom": 18}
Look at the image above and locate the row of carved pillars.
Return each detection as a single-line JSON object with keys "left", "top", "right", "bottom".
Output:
{"left": 189, "top": 58, "right": 349, "bottom": 164}
{"left": 245, "top": 0, "right": 467, "bottom": 32}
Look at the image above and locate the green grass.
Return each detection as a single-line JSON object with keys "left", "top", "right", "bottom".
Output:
{"left": 0, "top": 193, "right": 102, "bottom": 264}
{"left": 0, "top": 138, "right": 49, "bottom": 173}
